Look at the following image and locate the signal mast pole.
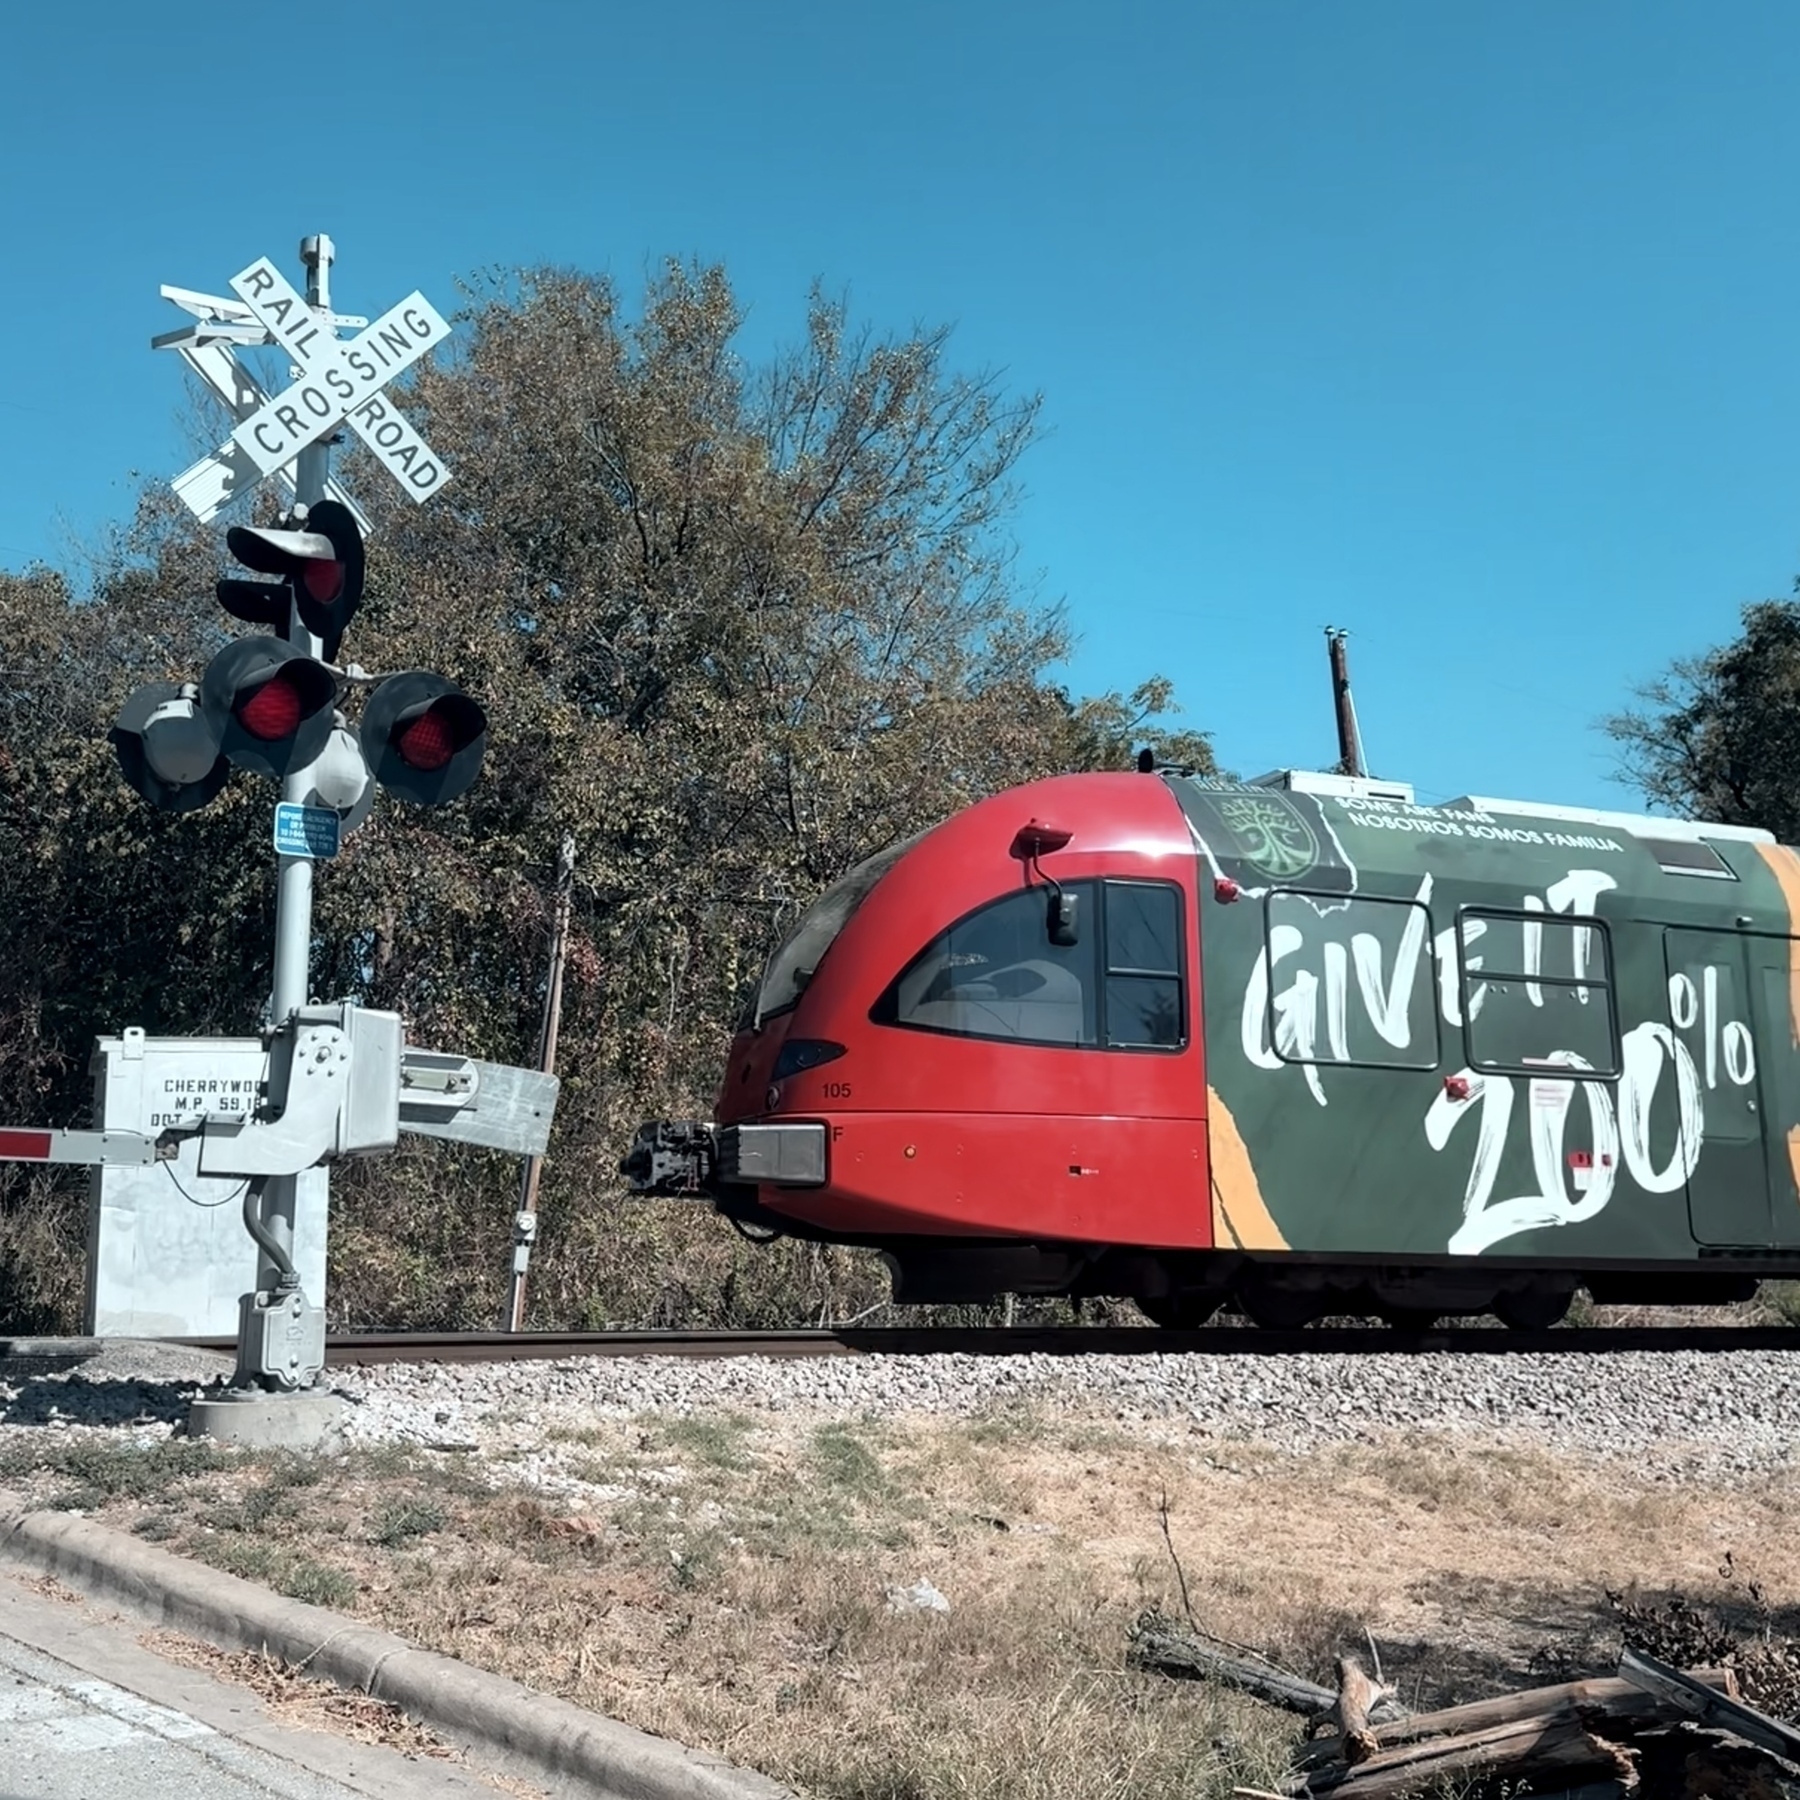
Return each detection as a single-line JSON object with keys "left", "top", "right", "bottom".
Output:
{"left": 273, "top": 233, "right": 334, "bottom": 1021}
{"left": 224, "top": 236, "right": 338, "bottom": 1414}
{"left": 1325, "top": 626, "right": 1367, "bottom": 780}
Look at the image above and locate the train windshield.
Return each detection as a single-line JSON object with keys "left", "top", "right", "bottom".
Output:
{"left": 754, "top": 838, "right": 917, "bottom": 1026}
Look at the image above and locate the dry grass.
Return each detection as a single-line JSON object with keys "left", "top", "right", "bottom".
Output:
{"left": 140, "top": 1631, "right": 472, "bottom": 1761}
{"left": 6, "top": 1414, "right": 1800, "bottom": 1799}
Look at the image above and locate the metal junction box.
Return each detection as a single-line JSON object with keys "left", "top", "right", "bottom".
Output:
{"left": 85, "top": 1030, "right": 326, "bottom": 1336}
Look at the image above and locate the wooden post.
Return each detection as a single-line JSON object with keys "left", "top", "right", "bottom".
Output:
{"left": 1325, "top": 626, "right": 1367, "bottom": 778}
{"left": 1127, "top": 1614, "right": 1407, "bottom": 1724}
{"left": 1330, "top": 1656, "right": 1384, "bottom": 1764}
{"left": 504, "top": 833, "right": 576, "bottom": 1332}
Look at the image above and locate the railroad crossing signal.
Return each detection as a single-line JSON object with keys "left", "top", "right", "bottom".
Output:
{"left": 107, "top": 236, "right": 498, "bottom": 1422}
{"left": 220, "top": 498, "right": 366, "bottom": 658}
{"left": 108, "top": 501, "right": 488, "bottom": 818}
{"left": 121, "top": 236, "right": 487, "bottom": 835}
{"left": 157, "top": 250, "right": 452, "bottom": 523}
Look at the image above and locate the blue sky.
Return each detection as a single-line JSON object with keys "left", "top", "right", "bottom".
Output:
{"left": 6, "top": 1, "right": 1800, "bottom": 813}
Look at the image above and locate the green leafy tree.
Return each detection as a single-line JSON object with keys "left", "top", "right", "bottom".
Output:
{"left": 0, "top": 260, "right": 1212, "bottom": 1331}
{"left": 1606, "top": 597, "right": 1800, "bottom": 841}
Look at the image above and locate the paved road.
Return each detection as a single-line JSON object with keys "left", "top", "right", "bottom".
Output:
{"left": 0, "top": 1573, "right": 504, "bottom": 1800}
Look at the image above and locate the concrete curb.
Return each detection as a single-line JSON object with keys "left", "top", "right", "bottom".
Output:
{"left": 0, "top": 1499, "right": 793, "bottom": 1800}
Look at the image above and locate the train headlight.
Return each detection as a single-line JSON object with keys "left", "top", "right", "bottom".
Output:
{"left": 772, "top": 1039, "right": 847, "bottom": 1081}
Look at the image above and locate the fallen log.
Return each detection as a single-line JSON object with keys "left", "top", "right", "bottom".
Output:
{"left": 1293, "top": 1668, "right": 1737, "bottom": 1771}
{"left": 1620, "top": 1645, "right": 1800, "bottom": 1765}
{"left": 1328, "top": 1656, "right": 1384, "bottom": 1765}
{"left": 1128, "top": 1612, "right": 1407, "bottom": 1724}
{"left": 1298, "top": 1712, "right": 1631, "bottom": 1798}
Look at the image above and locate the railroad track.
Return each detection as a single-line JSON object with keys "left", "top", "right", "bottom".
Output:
{"left": 149, "top": 1322, "right": 1800, "bottom": 1365}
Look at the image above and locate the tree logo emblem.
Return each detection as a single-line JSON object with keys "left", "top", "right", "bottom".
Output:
{"left": 1214, "top": 793, "right": 1319, "bottom": 880}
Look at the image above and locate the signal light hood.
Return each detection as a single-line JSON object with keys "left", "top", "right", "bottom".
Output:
{"left": 225, "top": 523, "right": 336, "bottom": 575}
{"left": 109, "top": 681, "right": 230, "bottom": 814}
{"left": 201, "top": 636, "right": 339, "bottom": 778}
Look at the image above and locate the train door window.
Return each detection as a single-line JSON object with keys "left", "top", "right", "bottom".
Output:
{"left": 1458, "top": 908, "right": 1620, "bottom": 1079}
{"left": 1666, "top": 933, "right": 1759, "bottom": 1141}
{"left": 876, "top": 883, "right": 1100, "bottom": 1046}
{"left": 1263, "top": 891, "right": 1440, "bottom": 1069}
{"left": 1103, "top": 881, "right": 1185, "bottom": 1048}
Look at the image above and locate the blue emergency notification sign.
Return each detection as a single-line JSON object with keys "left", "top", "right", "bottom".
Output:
{"left": 273, "top": 802, "right": 340, "bottom": 860}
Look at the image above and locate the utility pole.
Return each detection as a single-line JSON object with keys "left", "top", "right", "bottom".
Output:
{"left": 506, "top": 834, "right": 576, "bottom": 1331}
{"left": 1325, "top": 626, "right": 1367, "bottom": 779}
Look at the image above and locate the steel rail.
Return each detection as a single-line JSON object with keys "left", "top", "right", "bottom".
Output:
{"left": 138, "top": 1323, "right": 1800, "bottom": 1366}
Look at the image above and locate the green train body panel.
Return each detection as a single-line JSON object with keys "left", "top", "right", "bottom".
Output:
{"left": 1171, "top": 776, "right": 1800, "bottom": 1266}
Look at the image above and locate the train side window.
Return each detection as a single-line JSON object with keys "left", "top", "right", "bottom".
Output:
{"left": 1458, "top": 908, "right": 1620, "bottom": 1079}
{"left": 1103, "top": 881, "right": 1185, "bottom": 1048}
{"left": 875, "top": 884, "right": 1100, "bottom": 1046}
{"left": 754, "top": 835, "right": 921, "bottom": 1026}
{"left": 1262, "top": 890, "right": 1441, "bottom": 1070}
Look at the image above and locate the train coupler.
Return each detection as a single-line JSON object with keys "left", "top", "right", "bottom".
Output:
{"left": 620, "top": 1120, "right": 719, "bottom": 1197}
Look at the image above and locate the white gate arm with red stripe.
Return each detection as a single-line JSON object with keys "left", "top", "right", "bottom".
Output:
{"left": 0, "top": 1005, "right": 558, "bottom": 1180}
{"left": 0, "top": 1128, "right": 162, "bottom": 1167}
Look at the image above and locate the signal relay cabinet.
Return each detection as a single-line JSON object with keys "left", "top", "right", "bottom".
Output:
{"left": 84, "top": 1030, "right": 326, "bottom": 1337}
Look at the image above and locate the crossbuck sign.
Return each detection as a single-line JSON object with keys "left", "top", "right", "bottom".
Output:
{"left": 157, "top": 248, "right": 452, "bottom": 524}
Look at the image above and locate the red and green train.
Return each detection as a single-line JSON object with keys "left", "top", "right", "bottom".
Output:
{"left": 625, "top": 766, "right": 1800, "bottom": 1327}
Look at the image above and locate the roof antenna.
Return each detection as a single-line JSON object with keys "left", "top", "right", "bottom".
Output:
{"left": 1325, "top": 626, "right": 1368, "bottom": 778}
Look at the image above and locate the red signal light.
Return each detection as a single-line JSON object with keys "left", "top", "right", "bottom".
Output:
{"left": 201, "top": 637, "right": 337, "bottom": 777}
{"left": 361, "top": 672, "right": 486, "bottom": 805}
{"left": 301, "top": 559, "right": 344, "bottom": 605}
{"left": 396, "top": 706, "right": 456, "bottom": 771}
{"left": 236, "top": 673, "right": 305, "bottom": 741}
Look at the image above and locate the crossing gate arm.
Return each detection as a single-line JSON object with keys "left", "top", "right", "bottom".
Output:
{"left": 397, "top": 1050, "right": 560, "bottom": 1157}
{"left": 0, "top": 1128, "right": 165, "bottom": 1167}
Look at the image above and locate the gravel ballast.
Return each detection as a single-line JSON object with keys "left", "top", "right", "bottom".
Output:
{"left": 4, "top": 1342, "right": 1798, "bottom": 1483}
{"left": 326, "top": 1345, "right": 1800, "bottom": 1483}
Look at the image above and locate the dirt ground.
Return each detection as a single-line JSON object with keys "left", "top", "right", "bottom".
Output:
{"left": 3, "top": 1410, "right": 1796, "bottom": 1799}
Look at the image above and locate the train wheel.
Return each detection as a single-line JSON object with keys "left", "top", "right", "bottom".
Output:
{"left": 1493, "top": 1285, "right": 1573, "bottom": 1331}
{"left": 1138, "top": 1293, "right": 1225, "bottom": 1329}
